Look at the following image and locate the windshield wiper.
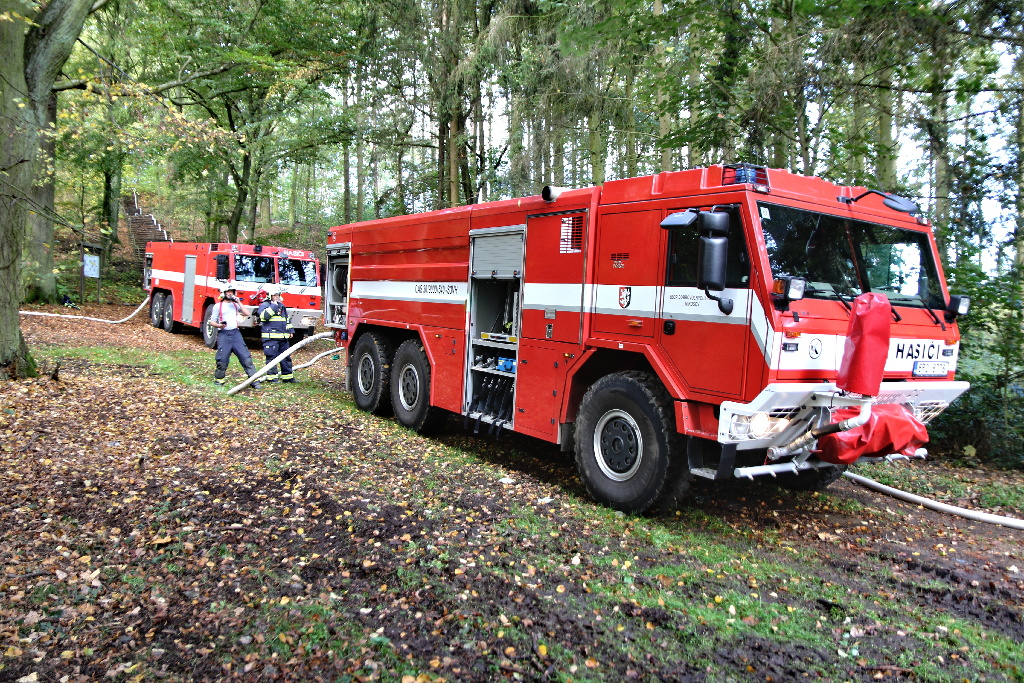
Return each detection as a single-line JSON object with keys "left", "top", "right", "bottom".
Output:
{"left": 804, "top": 287, "right": 853, "bottom": 313}
{"left": 886, "top": 294, "right": 946, "bottom": 329}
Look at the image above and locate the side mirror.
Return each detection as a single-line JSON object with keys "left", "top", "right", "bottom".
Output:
{"left": 215, "top": 254, "right": 230, "bottom": 280}
{"left": 698, "top": 211, "right": 730, "bottom": 237}
{"left": 697, "top": 218, "right": 734, "bottom": 315}
{"left": 697, "top": 236, "right": 728, "bottom": 291}
{"left": 661, "top": 211, "right": 698, "bottom": 229}
{"left": 945, "top": 294, "right": 970, "bottom": 323}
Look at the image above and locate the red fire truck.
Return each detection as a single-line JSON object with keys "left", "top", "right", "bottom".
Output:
{"left": 324, "top": 164, "right": 970, "bottom": 513}
{"left": 144, "top": 242, "right": 322, "bottom": 348}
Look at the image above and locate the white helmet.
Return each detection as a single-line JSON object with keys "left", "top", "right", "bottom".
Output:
{"left": 218, "top": 282, "right": 237, "bottom": 294}
{"left": 266, "top": 285, "right": 282, "bottom": 297}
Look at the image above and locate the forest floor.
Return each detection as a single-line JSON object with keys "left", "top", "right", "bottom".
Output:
{"left": 2, "top": 303, "right": 1023, "bottom": 682}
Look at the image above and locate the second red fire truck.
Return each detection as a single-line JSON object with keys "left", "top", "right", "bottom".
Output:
{"left": 144, "top": 242, "right": 322, "bottom": 348}
{"left": 324, "top": 164, "right": 970, "bottom": 513}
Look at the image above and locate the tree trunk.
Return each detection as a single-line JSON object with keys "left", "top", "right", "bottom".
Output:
{"left": 226, "top": 151, "right": 252, "bottom": 242}
{"left": 588, "top": 109, "right": 605, "bottom": 186}
{"left": 1, "top": 0, "right": 94, "bottom": 379}
{"left": 288, "top": 163, "right": 298, "bottom": 228}
{"left": 24, "top": 91, "right": 59, "bottom": 304}
{"left": 343, "top": 144, "right": 351, "bottom": 223}
{"left": 449, "top": 116, "right": 460, "bottom": 207}
{"left": 876, "top": 67, "right": 897, "bottom": 189}
{"left": 102, "top": 154, "right": 123, "bottom": 245}
{"left": 260, "top": 190, "right": 270, "bottom": 231}
{"left": 928, "top": 45, "right": 952, "bottom": 262}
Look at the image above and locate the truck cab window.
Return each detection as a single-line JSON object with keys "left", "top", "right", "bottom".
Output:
{"left": 759, "top": 203, "right": 944, "bottom": 308}
{"left": 665, "top": 207, "right": 749, "bottom": 288}
{"left": 234, "top": 254, "right": 275, "bottom": 283}
{"left": 279, "top": 258, "right": 319, "bottom": 286}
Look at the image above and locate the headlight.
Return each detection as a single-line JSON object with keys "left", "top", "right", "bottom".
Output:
{"left": 730, "top": 412, "right": 792, "bottom": 440}
{"left": 749, "top": 412, "right": 771, "bottom": 438}
{"left": 731, "top": 414, "right": 751, "bottom": 437}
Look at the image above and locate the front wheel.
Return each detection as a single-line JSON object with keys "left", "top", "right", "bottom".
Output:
{"left": 202, "top": 304, "right": 219, "bottom": 348}
{"left": 774, "top": 464, "right": 847, "bottom": 492}
{"left": 390, "top": 339, "right": 439, "bottom": 432}
{"left": 349, "top": 331, "right": 393, "bottom": 416}
{"left": 150, "top": 292, "right": 165, "bottom": 328}
{"left": 574, "top": 372, "right": 687, "bottom": 514}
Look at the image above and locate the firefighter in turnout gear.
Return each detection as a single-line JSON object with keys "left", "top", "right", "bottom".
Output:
{"left": 210, "top": 282, "right": 261, "bottom": 389}
{"left": 257, "top": 285, "right": 295, "bottom": 382}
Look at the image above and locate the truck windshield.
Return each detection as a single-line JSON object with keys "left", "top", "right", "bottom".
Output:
{"left": 758, "top": 202, "right": 945, "bottom": 309}
{"left": 279, "top": 258, "right": 318, "bottom": 287}
{"left": 234, "top": 254, "right": 275, "bottom": 283}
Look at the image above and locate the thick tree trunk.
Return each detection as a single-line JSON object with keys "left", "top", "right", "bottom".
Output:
{"left": 1, "top": 0, "right": 94, "bottom": 379}
{"left": 24, "top": 91, "right": 59, "bottom": 304}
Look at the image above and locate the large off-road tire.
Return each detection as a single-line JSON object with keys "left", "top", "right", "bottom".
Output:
{"left": 390, "top": 339, "right": 441, "bottom": 433}
{"left": 202, "top": 304, "right": 219, "bottom": 348}
{"left": 774, "top": 464, "right": 847, "bottom": 492}
{"left": 292, "top": 327, "right": 309, "bottom": 344}
{"left": 150, "top": 292, "right": 165, "bottom": 328}
{"left": 350, "top": 331, "right": 393, "bottom": 416}
{"left": 162, "top": 293, "right": 182, "bottom": 333}
{"left": 574, "top": 371, "right": 688, "bottom": 514}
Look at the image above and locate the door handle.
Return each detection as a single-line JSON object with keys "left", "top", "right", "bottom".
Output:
{"left": 663, "top": 320, "right": 676, "bottom": 335}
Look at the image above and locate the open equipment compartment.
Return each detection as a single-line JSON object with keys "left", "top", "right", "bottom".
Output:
{"left": 465, "top": 226, "right": 525, "bottom": 432}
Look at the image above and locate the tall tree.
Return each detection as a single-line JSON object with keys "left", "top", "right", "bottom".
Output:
{"left": 1, "top": 0, "right": 105, "bottom": 378}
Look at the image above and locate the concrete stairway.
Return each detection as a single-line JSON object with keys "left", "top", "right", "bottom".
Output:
{"left": 124, "top": 192, "right": 172, "bottom": 260}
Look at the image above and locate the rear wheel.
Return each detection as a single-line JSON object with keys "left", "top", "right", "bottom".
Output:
{"left": 390, "top": 339, "right": 439, "bottom": 432}
{"left": 150, "top": 292, "right": 165, "bottom": 328}
{"left": 350, "top": 331, "right": 393, "bottom": 416}
{"left": 774, "top": 464, "right": 847, "bottom": 492}
{"left": 202, "top": 304, "right": 219, "bottom": 348}
{"left": 574, "top": 372, "right": 688, "bottom": 514}
{"left": 162, "top": 294, "right": 181, "bottom": 333}
{"left": 292, "top": 327, "right": 308, "bottom": 344}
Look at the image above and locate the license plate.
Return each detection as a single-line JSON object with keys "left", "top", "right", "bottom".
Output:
{"left": 913, "top": 361, "right": 947, "bottom": 377}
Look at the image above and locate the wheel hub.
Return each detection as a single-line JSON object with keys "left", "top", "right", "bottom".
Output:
{"left": 357, "top": 354, "right": 375, "bottom": 395}
{"left": 399, "top": 365, "right": 419, "bottom": 411}
{"left": 594, "top": 409, "right": 643, "bottom": 482}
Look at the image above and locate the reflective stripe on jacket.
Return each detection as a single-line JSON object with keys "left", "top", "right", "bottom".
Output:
{"left": 258, "top": 300, "right": 293, "bottom": 339}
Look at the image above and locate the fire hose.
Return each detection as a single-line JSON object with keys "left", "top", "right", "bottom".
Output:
{"left": 843, "top": 471, "right": 1024, "bottom": 530}
{"left": 19, "top": 298, "right": 150, "bottom": 323}
{"left": 21, "top": 299, "right": 340, "bottom": 386}
{"left": 227, "top": 331, "right": 336, "bottom": 395}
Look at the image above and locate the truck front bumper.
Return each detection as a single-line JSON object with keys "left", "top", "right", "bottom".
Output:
{"left": 718, "top": 380, "right": 970, "bottom": 451}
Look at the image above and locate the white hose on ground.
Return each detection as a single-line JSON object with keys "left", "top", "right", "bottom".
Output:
{"left": 19, "top": 297, "right": 150, "bottom": 324}
{"left": 293, "top": 346, "right": 343, "bottom": 371}
{"left": 227, "top": 331, "right": 336, "bottom": 395}
{"left": 844, "top": 471, "right": 1024, "bottom": 531}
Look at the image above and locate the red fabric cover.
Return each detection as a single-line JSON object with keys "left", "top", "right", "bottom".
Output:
{"left": 837, "top": 293, "right": 891, "bottom": 397}
{"left": 816, "top": 403, "right": 928, "bottom": 465}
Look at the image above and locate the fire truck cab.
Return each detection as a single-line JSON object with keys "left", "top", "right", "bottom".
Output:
{"left": 324, "top": 164, "right": 970, "bottom": 513}
{"left": 144, "top": 242, "right": 322, "bottom": 348}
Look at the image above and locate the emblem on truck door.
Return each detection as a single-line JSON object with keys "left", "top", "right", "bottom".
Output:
{"left": 619, "top": 287, "right": 631, "bottom": 308}
{"left": 809, "top": 338, "right": 822, "bottom": 359}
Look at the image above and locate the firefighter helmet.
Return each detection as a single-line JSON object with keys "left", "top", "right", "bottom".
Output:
{"left": 265, "top": 285, "right": 282, "bottom": 297}
{"left": 218, "top": 282, "right": 237, "bottom": 293}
